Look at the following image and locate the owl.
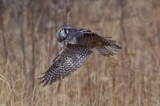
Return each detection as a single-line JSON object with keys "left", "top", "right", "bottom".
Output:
{"left": 39, "top": 26, "right": 121, "bottom": 86}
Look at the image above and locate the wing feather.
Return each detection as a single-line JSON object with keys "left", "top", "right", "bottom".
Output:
{"left": 65, "top": 29, "right": 121, "bottom": 56}
{"left": 39, "top": 44, "right": 92, "bottom": 86}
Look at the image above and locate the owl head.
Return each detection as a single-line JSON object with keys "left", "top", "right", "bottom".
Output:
{"left": 56, "top": 27, "right": 74, "bottom": 41}
{"left": 56, "top": 26, "right": 75, "bottom": 47}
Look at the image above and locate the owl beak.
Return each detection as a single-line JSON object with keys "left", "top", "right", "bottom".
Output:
{"left": 59, "top": 41, "right": 67, "bottom": 48}
{"left": 59, "top": 41, "right": 64, "bottom": 47}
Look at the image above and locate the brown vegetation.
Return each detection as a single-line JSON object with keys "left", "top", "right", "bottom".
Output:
{"left": 0, "top": 0, "right": 160, "bottom": 106}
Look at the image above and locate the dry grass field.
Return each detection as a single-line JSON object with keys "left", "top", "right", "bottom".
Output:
{"left": 0, "top": 0, "right": 160, "bottom": 106}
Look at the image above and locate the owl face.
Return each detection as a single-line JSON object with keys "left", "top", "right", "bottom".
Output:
{"left": 56, "top": 27, "right": 77, "bottom": 47}
{"left": 56, "top": 27, "right": 73, "bottom": 42}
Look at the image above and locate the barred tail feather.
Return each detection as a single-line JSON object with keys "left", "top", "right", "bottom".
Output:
{"left": 102, "top": 37, "right": 122, "bottom": 49}
{"left": 96, "top": 38, "right": 121, "bottom": 57}
{"left": 96, "top": 46, "right": 115, "bottom": 57}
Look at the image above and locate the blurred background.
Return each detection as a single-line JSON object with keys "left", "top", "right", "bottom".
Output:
{"left": 0, "top": 0, "right": 160, "bottom": 106}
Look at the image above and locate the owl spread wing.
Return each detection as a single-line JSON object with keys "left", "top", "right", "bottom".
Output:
{"left": 39, "top": 44, "right": 92, "bottom": 86}
{"left": 66, "top": 29, "right": 121, "bottom": 48}
{"left": 66, "top": 29, "right": 121, "bottom": 56}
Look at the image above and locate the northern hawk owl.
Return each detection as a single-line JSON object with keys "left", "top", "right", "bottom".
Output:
{"left": 39, "top": 26, "right": 121, "bottom": 86}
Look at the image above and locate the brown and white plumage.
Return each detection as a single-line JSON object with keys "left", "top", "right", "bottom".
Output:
{"left": 39, "top": 26, "right": 121, "bottom": 86}
{"left": 39, "top": 44, "right": 92, "bottom": 86}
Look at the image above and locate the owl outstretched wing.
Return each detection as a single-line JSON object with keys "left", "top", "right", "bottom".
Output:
{"left": 66, "top": 28, "right": 121, "bottom": 48}
{"left": 65, "top": 28, "right": 121, "bottom": 56}
{"left": 39, "top": 44, "right": 92, "bottom": 86}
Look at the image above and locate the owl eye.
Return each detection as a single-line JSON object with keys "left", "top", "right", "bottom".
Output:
{"left": 63, "top": 29, "right": 69, "bottom": 34}
{"left": 60, "top": 29, "right": 63, "bottom": 33}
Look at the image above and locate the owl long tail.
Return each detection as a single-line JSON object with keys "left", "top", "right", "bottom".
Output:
{"left": 96, "top": 38, "right": 121, "bottom": 57}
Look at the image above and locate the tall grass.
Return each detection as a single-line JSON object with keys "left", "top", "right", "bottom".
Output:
{"left": 0, "top": 0, "right": 160, "bottom": 106}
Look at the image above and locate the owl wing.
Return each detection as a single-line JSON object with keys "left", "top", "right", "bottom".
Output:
{"left": 39, "top": 44, "right": 92, "bottom": 86}
{"left": 66, "top": 29, "right": 120, "bottom": 48}
{"left": 65, "top": 29, "right": 121, "bottom": 56}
